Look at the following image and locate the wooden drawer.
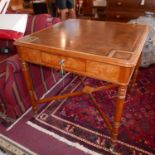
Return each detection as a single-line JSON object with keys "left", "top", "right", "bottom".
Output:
{"left": 41, "top": 52, "right": 86, "bottom": 72}
{"left": 107, "top": 0, "right": 153, "bottom": 10}
{"left": 106, "top": 11, "right": 145, "bottom": 22}
{"left": 86, "top": 60, "right": 120, "bottom": 83}
{"left": 17, "top": 47, "right": 42, "bottom": 64}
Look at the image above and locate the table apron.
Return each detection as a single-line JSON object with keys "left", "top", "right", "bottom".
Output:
{"left": 17, "top": 47, "right": 135, "bottom": 86}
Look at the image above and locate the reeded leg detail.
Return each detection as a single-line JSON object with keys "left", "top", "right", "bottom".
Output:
{"left": 111, "top": 85, "right": 128, "bottom": 149}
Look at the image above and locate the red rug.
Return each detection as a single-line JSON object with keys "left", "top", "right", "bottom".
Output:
{"left": 29, "top": 66, "right": 155, "bottom": 155}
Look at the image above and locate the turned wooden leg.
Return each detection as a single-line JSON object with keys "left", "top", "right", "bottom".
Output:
{"left": 21, "top": 61, "right": 38, "bottom": 113}
{"left": 110, "top": 85, "right": 127, "bottom": 151}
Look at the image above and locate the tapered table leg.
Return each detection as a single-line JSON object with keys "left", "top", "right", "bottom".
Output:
{"left": 111, "top": 85, "right": 127, "bottom": 150}
{"left": 21, "top": 61, "right": 38, "bottom": 113}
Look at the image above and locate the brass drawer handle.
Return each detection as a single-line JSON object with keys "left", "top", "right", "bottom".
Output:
{"left": 116, "top": 15, "right": 121, "bottom": 18}
{"left": 140, "top": 0, "right": 145, "bottom": 5}
{"left": 117, "top": 1, "right": 122, "bottom": 6}
{"left": 59, "top": 59, "right": 65, "bottom": 65}
{"left": 59, "top": 59, "right": 65, "bottom": 76}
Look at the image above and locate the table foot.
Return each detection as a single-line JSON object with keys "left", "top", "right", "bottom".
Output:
{"left": 109, "top": 146, "right": 115, "bottom": 152}
{"left": 104, "top": 140, "right": 119, "bottom": 154}
{"left": 32, "top": 109, "right": 38, "bottom": 118}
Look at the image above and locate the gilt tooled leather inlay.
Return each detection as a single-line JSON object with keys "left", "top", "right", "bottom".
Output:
{"left": 109, "top": 50, "right": 132, "bottom": 60}
{"left": 20, "top": 36, "right": 39, "bottom": 43}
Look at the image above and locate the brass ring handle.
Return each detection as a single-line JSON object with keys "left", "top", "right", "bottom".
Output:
{"left": 140, "top": 0, "right": 145, "bottom": 5}
{"left": 116, "top": 15, "right": 121, "bottom": 18}
{"left": 59, "top": 59, "right": 65, "bottom": 65}
{"left": 117, "top": 2, "right": 122, "bottom": 6}
{"left": 59, "top": 59, "right": 65, "bottom": 76}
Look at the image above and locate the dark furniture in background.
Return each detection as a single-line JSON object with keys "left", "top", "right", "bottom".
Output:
{"left": 32, "top": 2, "right": 48, "bottom": 14}
{"left": 76, "top": 0, "right": 106, "bottom": 20}
{"left": 106, "top": 0, "right": 155, "bottom": 22}
{"left": 82, "top": 0, "right": 92, "bottom": 15}
{"left": 92, "top": 6, "right": 106, "bottom": 20}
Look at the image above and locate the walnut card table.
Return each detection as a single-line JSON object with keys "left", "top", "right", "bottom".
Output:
{"left": 15, "top": 19, "right": 148, "bottom": 151}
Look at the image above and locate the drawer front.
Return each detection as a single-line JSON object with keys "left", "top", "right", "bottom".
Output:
{"left": 86, "top": 60, "right": 133, "bottom": 85}
{"left": 41, "top": 52, "right": 86, "bottom": 72}
{"left": 17, "top": 47, "right": 132, "bottom": 85}
{"left": 86, "top": 60, "right": 120, "bottom": 83}
{"left": 106, "top": 11, "right": 144, "bottom": 22}
{"left": 17, "top": 47, "right": 41, "bottom": 64}
{"left": 107, "top": 0, "right": 153, "bottom": 10}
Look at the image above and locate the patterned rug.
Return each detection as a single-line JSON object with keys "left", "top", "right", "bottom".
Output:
{"left": 0, "top": 134, "right": 36, "bottom": 155}
{"left": 28, "top": 65, "right": 155, "bottom": 155}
